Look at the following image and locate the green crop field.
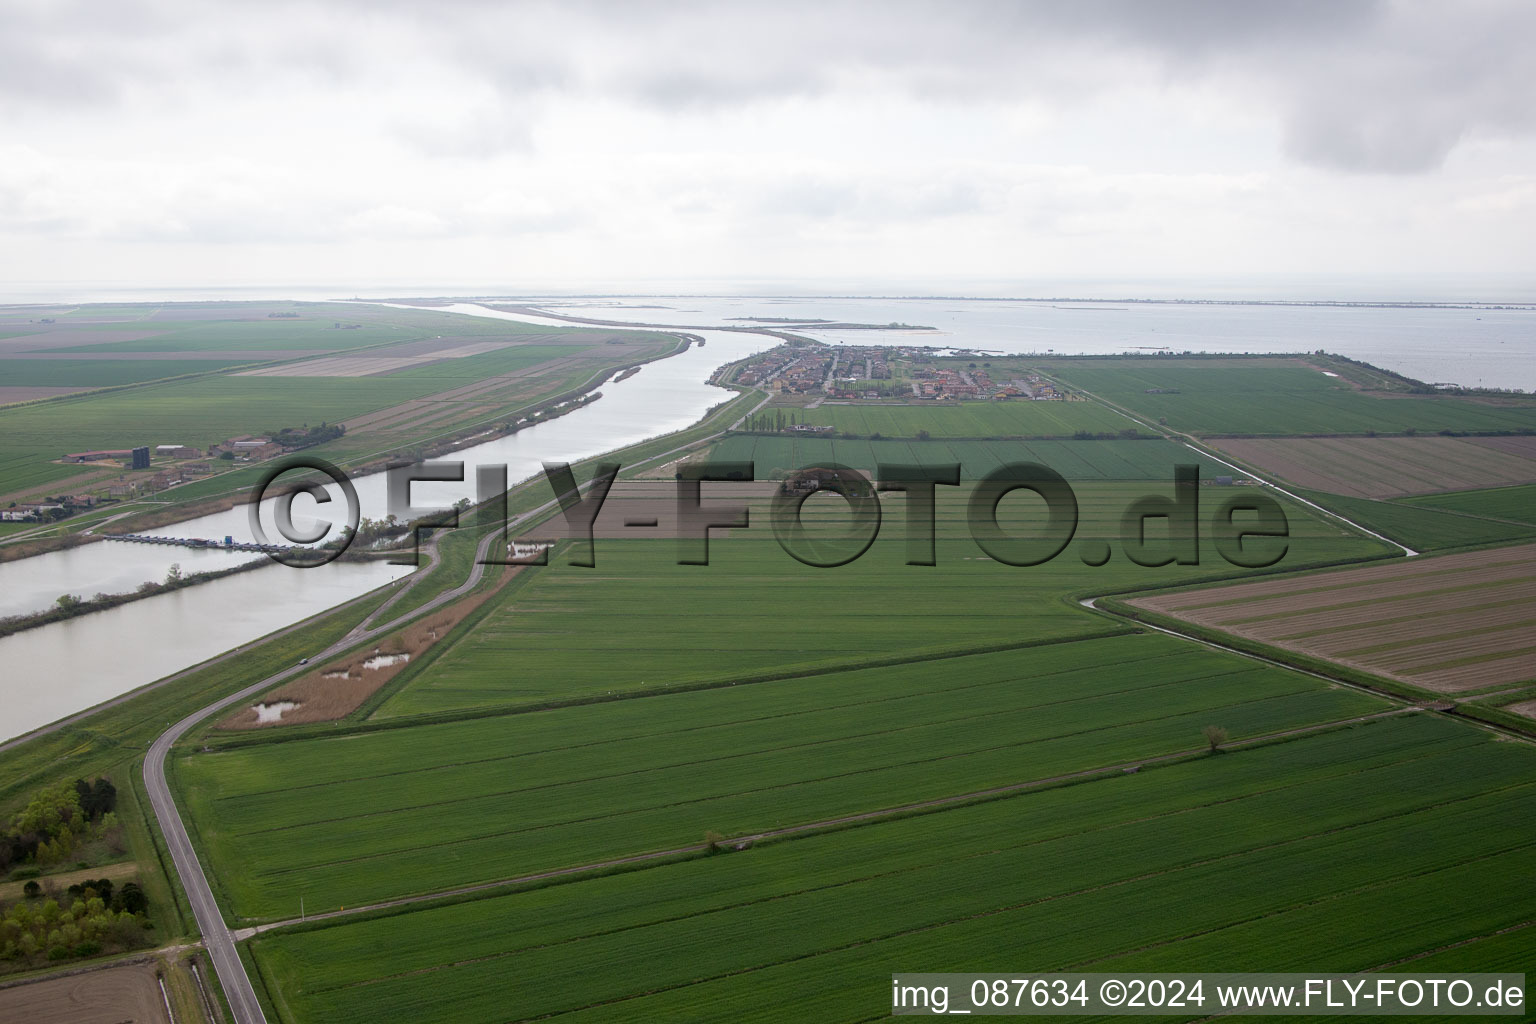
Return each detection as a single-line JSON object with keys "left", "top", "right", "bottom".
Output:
{"left": 50, "top": 320, "right": 407, "bottom": 354}
{"left": 0, "top": 452, "right": 110, "bottom": 495}
{"left": 177, "top": 632, "right": 1387, "bottom": 921}
{"left": 1037, "top": 359, "right": 1536, "bottom": 436}
{"left": 709, "top": 435, "right": 1233, "bottom": 480}
{"left": 0, "top": 376, "right": 449, "bottom": 459}
{"left": 369, "top": 343, "right": 584, "bottom": 383}
{"left": 371, "top": 478, "right": 1384, "bottom": 719}
{"left": 1400, "top": 482, "right": 1536, "bottom": 525}
{"left": 242, "top": 714, "right": 1536, "bottom": 1023}
{"left": 1300, "top": 488, "right": 1536, "bottom": 551}
{"left": 0, "top": 302, "right": 668, "bottom": 500}
{"left": 792, "top": 399, "right": 1135, "bottom": 438}
{"left": 0, "top": 356, "right": 265, "bottom": 387}
{"left": 4, "top": 324, "right": 1529, "bottom": 1023}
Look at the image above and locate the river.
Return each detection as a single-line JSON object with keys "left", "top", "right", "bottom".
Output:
{"left": 4, "top": 295, "right": 1533, "bottom": 742}
{"left": 0, "top": 305, "right": 774, "bottom": 742}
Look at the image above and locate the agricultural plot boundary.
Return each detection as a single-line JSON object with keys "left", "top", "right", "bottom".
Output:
{"left": 236, "top": 713, "right": 1536, "bottom": 1024}
{"left": 1210, "top": 435, "right": 1536, "bottom": 499}
{"left": 1119, "top": 544, "right": 1536, "bottom": 698}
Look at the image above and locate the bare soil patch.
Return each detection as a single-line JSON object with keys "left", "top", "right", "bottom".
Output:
{"left": 220, "top": 565, "right": 520, "bottom": 728}
{"left": 1505, "top": 699, "right": 1536, "bottom": 721}
{"left": 0, "top": 962, "right": 169, "bottom": 1024}
{"left": 1131, "top": 544, "right": 1536, "bottom": 693}
{"left": 1466, "top": 435, "right": 1536, "bottom": 460}
{"left": 1212, "top": 436, "right": 1536, "bottom": 498}
{"left": 236, "top": 355, "right": 440, "bottom": 377}
{"left": 1147, "top": 546, "right": 1536, "bottom": 614}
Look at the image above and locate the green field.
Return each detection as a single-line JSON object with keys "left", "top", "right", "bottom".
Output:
{"left": 710, "top": 435, "right": 1232, "bottom": 480}
{"left": 0, "top": 302, "right": 667, "bottom": 500}
{"left": 365, "top": 343, "right": 582, "bottom": 383}
{"left": 0, "top": 357, "right": 267, "bottom": 386}
{"left": 0, "top": 452, "right": 110, "bottom": 495}
{"left": 1400, "top": 482, "right": 1536, "bottom": 525}
{"left": 243, "top": 713, "right": 1536, "bottom": 1023}
{"left": 49, "top": 318, "right": 414, "bottom": 354}
{"left": 1300, "top": 488, "right": 1536, "bottom": 551}
{"left": 1038, "top": 359, "right": 1536, "bottom": 436}
{"left": 4, "top": 326, "right": 1531, "bottom": 1022}
{"left": 178, "top": 632, "right": 1386, "bottom": 921}
{"left": 791, "top": 399, "right": 1135, "bottom": 438}
{"left": 372, "top": 477, "right": 1384, "bottom": 719}
{"left": 0, "top": 376, "right": 452, "bottom": 459}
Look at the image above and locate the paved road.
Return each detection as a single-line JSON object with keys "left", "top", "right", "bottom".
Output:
{"left": 138, "top": 387, "right": 767, "bottom": 1022}
{"left": 140, "top": 519, "right": 507, "bottom": 1024}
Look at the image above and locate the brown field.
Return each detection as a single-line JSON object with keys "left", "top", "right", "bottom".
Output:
{"left": 0, "top": 385, "right": 95, "bottom": 405}
{"left": 235, "top": 354, "right": 445, "bottom": 377}
{"left": 1130, "top": 544, "right": 1536, "bottom": 693}
{"left": 1507, "top": 699, "right": 1536, "bottom": 721}
{"left": 0, "top": 962, "right": 170, "bottom": 1024}
{"left": 220, "top": 565, "right": 520, "bottom": 728}
{"left": 1212, "top": 435, "right": 1536, "bottom": 498}
{"left": 235, "top": 332, "right": 638, "bottom": 378}
{"left": 1467, "top": 434, "right": 1536, "bottom": 460}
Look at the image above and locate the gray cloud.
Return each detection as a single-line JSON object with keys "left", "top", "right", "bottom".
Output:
{"left": 2, "top": 0, "right": 1531, "bottom": 174}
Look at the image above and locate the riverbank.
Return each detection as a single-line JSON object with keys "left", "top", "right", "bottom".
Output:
{"left": 0, "top": 361, "right": 636, "bottom": 566}
{"left": 0, "top": 559, "right": 270, "bottom": 639}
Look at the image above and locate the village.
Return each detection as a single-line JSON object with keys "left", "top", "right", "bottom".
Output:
{"left": 720, "top": 341, "right": 1071, "bottom": 403}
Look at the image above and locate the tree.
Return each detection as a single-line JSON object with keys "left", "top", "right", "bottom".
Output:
{"left": 22, "top": 881, "right": 40, "bottom": 900}
{"left": 164, "top": 563, "right": 183, "bottom": 585}
{"left": 92, "top": 778, "right": 117, "bottom": 816}
{"left": 1203, "top": 725, "right": 1229, "bottom": 752}
{"left": 55, "top": 593, "right": 82, "bottom": 615}
{"left": 115, "top": 883, "right": 147, "bottom": 916}
{"left": 703, "top": 830, "right": 725, "bottom": 854}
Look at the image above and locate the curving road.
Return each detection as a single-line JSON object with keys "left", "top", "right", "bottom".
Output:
{"left": 137, "top": 393, "right": 773, "bottom": 1024}
{"left": 141, "top": 519, "right": 507, "bottom": 1024}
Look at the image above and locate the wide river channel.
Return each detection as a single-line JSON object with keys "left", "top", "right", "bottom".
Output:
{"left": 0, "top": 305, "right": 777, "bottom": 743}
{"left": 3, "top": 297, "right": 1532, "bottom": 742}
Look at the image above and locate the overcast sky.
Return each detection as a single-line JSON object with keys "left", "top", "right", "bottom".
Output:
{"left": 3, "top": 0, "right": 1534, "bottom": 298}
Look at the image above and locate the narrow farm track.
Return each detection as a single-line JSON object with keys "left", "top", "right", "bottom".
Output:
{"left": 1078, "top": 596, "right": 1536, "bottom": 748}
{"left": 139, "top": 389, "right": 774, "bottom": 1024}
{"left": 1039, "top": 369, "right": 1420, "bottom": 558}
{"left": 143, "top": 516, "right": 517, "bottom": 1024}
{"left": 232, "top": 705, "right": 1414, "bottom": 941}
{"left": 136, "top": 361, "right": 1447, "bottom": 1020}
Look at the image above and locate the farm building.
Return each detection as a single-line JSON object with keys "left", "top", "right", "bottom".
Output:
{"left": 63, "top": 449, "right": 133, "bottom": 463}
